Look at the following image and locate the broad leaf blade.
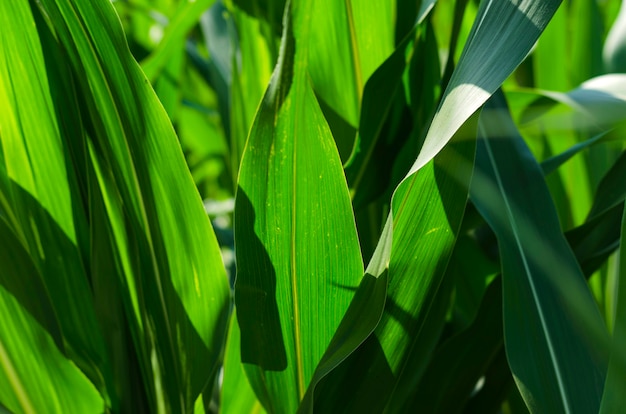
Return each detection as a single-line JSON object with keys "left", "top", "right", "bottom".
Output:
{"left": 310, "top": 116, "right": 476, "bottom": 413}
{"left": 0, "top": 217, "right": 104, "bottom": 413}
{"left": 32, "top": 0, "right": 231, "bottom": 410}
{"left": 234, "top": 2, "right": 364, "bottom": 412}
{"left": 221, "top": 314, "right": 266, "bottom": 414}
{"left": 599, "top": 204, "right": 626, "bottom": 413}
{"left": 308, "top": 0, "right": 394, "bottom": 127}
{"left": 471, "top": 91, "right": 609, "bottom": 413}
{"left": 0, "top": 0, "right": 113, "bottom": 401}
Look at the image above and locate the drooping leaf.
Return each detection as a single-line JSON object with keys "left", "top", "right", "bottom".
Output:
{"left": 471, "top": 91, "right": 609, "bottom": 413}
{"left": 408, "top": 0, "right": 562, "bottom": 176}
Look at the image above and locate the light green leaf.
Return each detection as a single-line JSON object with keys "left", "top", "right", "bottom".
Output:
{"left": 533, "top": 3, "right": 569, "bottom": 91}
{"left": 28, "top": 0, "right": 231, "bottom": 410}
{"left": 0, "top": 280, "right": 103, "bottom": 414}
{"left": 221, "top": 314, "right": 266, "bottom": 414}
{"left": 229, "top": 2, "right": 275, "bottom": 178}
{"left": 519, "top": 75, "right": 626, "bottom": 134}
{"left": 570, "top": 0, "right": 604, "bottom": 87}
{"left": 297, "top": 217, "right": 392, "bottom": 413}
{"left": 234, "top": 2, "right": 364, "bottom": 412}
{"left": 0, "top": 0, "right": 112, "bottom": 401}
{"left": 471, "top": 91, "right": 609, "bottom": 413}
{"left": 308, "top": 0, "right": 395, "bottom": 127}
{"left": 345, "top": 4, "right": 438, "bottom": 207}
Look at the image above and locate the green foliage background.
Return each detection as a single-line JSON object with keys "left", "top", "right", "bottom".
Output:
{"left": 1, "top": 0, "right": 626, "bottom": 413}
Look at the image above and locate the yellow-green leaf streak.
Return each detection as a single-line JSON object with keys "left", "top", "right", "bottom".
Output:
{"left": 291, "top": 92, "right": 305, "bottom": 400}
{"left": 345, "top": 0, "right": 363, "bottom": 104}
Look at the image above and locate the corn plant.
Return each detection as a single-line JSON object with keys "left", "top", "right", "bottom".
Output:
{"left": 1, "top": 0, "right": 625, "bottom": 413}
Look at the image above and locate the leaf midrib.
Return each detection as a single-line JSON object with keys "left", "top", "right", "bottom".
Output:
{"left": 480, "top": 126, "right": 571, "bottom": 414}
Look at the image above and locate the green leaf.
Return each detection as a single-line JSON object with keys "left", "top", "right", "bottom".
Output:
{"left": 471, "top": 91, "right": 609, "bottom": 413}
{"left": 28, "top": 0, "right": 231, "bottom": 410}
{"left": 141, "top": 0, "right": 217, "bottom": 82}
{"left": 599, "top": 204, "right": 626, "bottom": 413}
{"left": 409, "top": 0, "right": 562, "bottom": 175}
{"left": 0, "top": 275, "right": 103, "bottom": 414}
{"left": 540, "top": 131, "right": 612, "bottom": 177}
{"left": 228, "top": 2, "right": 275, "bottom": 178}
{"left": 531, "top": 0, "right": 569, "bottom": 90}
{"left": 519, "top": 75, "right": 626, "bottom": 134}
{"left": 308, "top": 0, "right": 395, "bottom": 127}
{"left": 234, "top": 2, "right": 364, "bottom": 412}
{"left": 311, "top": 115, "right": 476, "bottom": 413}
{"left": 404, "top": 277, "right": 504, "bottom": 413}
{"left": 297, "top": 217, "right": 392, "bottom": 413}
{"left": 586, "top": 150, "right": 626, "bottom": 221}
{"left": 221, "top": 314, "right": 266, "bottom": 414}
{"left": 570, "top": 0, "right": 604, "bottom": 87}
{"left": 345, "top": 4, "right": 439, "bottom": 208}
{"left": 0, "top": 0, "right": 113, "bottom": 401}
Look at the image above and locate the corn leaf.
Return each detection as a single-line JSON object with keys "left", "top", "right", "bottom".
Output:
{"left": 0, "top": 0, "right": 113, "bottom": 404}
{"left": 471, "top": 91, "right": 609, "bottom": 413}
{"left": 403, "top": 277, "right": 504, "bottom": 413}
{"left": 345, "top": 3, "right": 438, "bottom": 207}
{"left": 409, "top": 0, "right": 562, "bottom": 175}
{"left": 228, "top": 2, "right": 275, "bottom": 177}
{"left": 599, "top": 204, "right": 626, "bottom": 413}
{"left": 309, "top": 116, "right": 476, "bottom": 412}
{"left": 308, "top": 0, "right": 395, "bottom": 127}
{"left": 221, "top": 315, "right": 266, "bottom": 414}
{"left": 234, "top": 2, "right": 364, "bottom": 412}
{"left": 1, "top": 0, "right": 231, "bottom": 411}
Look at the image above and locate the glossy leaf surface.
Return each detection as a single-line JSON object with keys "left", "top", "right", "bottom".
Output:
{"left": 472, "top": 92, "right": 609, "bottom": 413}
{"left": 234, "top": 3, "right": 364, "bottom": 412}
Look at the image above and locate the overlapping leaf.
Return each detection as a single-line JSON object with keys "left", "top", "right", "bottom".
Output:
{"left": 471, "top": 91, "right": 609, "bottom": 413}
{"left": 1, "top": 0, "right": 231, "bottom": 412}
{"left": 308, "top": 0, "right": 395, "bottom": 127}
{"left": 408, "top": 0, "right": 562, "bottom": 175}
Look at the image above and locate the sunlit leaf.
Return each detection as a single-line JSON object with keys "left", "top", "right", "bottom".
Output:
{"left": 408, "top": 0, "right": 562, "bottom": 176}
{"left": 234, "top": 2, "right": 364, "bottom": 412}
